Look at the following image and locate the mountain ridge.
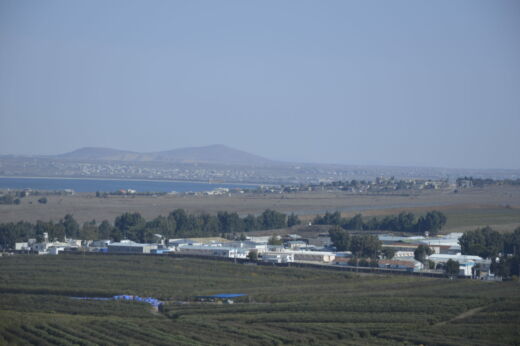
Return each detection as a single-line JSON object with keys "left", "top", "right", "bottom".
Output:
{"left": 55, "top": 144, "right": 275, "bottom": 166}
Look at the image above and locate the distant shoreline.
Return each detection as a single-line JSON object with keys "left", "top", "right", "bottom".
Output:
{"left": 0, "top": 176, "right": 262, "bottom": 187}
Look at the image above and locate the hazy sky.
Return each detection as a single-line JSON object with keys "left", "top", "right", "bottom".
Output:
{"left": 1, "top": 0, "right": 519, "bottom": 169}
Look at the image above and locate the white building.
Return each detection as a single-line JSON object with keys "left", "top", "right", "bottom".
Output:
{"left": 378, "top": 259, "right": 424, "bottom": 272}
{"left": 108, "top": 240, "right": 157, "bottom": 254}
{"left": 291, "top": 250, "right": 336, "bottom": 263}
{"left": 427, "top": 253, "right": 491, "bottom": 277}
{"left": 262, "top": 252, "right": 294, "bottom": 263}
{"left": 178, "top": 245, "right": 248, "bottom": 259}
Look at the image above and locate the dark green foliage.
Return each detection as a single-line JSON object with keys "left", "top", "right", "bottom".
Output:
{"left": 416, "top": 211, "right": 447, "bottom": 236}
{"left": 268, "top": 235, "right": 283, "bottom": 245}
{"left": 0, "top": 208, "right": 296, "bottom": 249}
{"left": 37, "top": 197, "right": 47, "bottom": 204}
{"left": 459, "top": 226, "right": 503, "bottom": 259}
{"left": 258, "top": 209, "right": 287, "bottom": 229}
{"left": 458, "top": 226, "right": 520, "bottom": 278}
{"left": 344, "top": 214, "right": 364, "bottom": 230}
{"left": 61, "top": 214, "right": 80, "bottom": 238}
{"left": 503, "top": 227, "right": 520, "bottom": 256}
{"left": 329, "top": 229, "right": 381, "bottom": 258}
{"left": 446, "top": 259, "right": 460, "bottom": 276}
{"left": 382, "top": 247, "right": 396, "bottom": 259}
{"left": 414, "top": 245, "right": 434, "bottom": 263}
{"left": 247, "top": 250, "right": 258, "bottom": 261}
{"left": 328, "top": 227, "right": 350, "bottom": 251}
{"left": 114, "top": 212, "right": 145, "bottom": 240}
{"left": 314, "top": 210, "right": 447, "bottom": 234}
{"left": 350, "top": 234, "right": 381, "bottom": 258}
{"left": 287, "top": 213, "right": 301, "bottom": 227}
{"left": 313, "top": 211, "right": 341, "bottom": 226}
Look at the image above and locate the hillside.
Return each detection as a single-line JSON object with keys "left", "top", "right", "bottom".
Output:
{"left": 56, "top": 144, "right": 274, "bottom": 166}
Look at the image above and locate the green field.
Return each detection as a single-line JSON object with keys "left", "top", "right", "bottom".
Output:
{"left": 0, "top": 255, "right": 519, "bottom": 345}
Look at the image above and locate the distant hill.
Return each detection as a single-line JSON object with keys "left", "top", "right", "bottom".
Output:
{"left": 55, "top": 145, "right": 274, "bottom": 166}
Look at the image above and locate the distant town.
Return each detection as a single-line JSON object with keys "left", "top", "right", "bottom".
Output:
{"left": 1, "top": 145, "right": 519, "bottom": 185}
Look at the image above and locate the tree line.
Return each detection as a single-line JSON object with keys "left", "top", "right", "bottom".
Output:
{"left": 314, "top": 210, "right": 447, "bottom": 235}
{"left": 0, "top": 209, "right": 301, "bottom": 249}
{"left": 459, "top": 226, "right": 520, "bottom": 278}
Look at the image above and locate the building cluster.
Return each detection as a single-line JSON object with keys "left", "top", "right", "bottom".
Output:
{"left": 12, "top": 230, "right": 494, "bottom": 279}
{"left": 3, "top": 155, "right": 491, "bottom": 186}
{"left": 376, "top": 232, "right": 493, "bottom": 278}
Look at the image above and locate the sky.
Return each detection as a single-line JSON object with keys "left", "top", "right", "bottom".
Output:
{"left": 0, "top": 0, "right": 519, "bottom": 169}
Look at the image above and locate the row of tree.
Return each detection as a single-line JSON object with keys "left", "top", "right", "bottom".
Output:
{"left": 459, "top": 226, "right": 520, "bottom": 277}
{"left": 0, "top": 209, "right": 301, "bottom": 249}
{"left": 314, "top": 210, "right": 447, "bottom": 236}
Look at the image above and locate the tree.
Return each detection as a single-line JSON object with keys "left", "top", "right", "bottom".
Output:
{"left": 350, "top": 234, "right": 381, "bottom": 258}
{"left": 243, "top": 214, "right": 258, "bottom": 232}
{"left": 98, "top": 220, "right": 113, "bottom": 239}
{"left": 168, "top": 209, "right": 188, "bottom": 233}
{"left": 329, "top": 227, "right": 350, "bottom": 251}
{"left": 382, "top": 247, "right": 396, "bottom": 259}
{"left": 38, "top": 197, "right": 47, "bottom": 204}
{"left": 416, "top": 211, "right": 447, "bottom": 236}
{"left": 61, "top": 214, "right": 80, "bottom": 238}
{"left": 459, "top": 227, "right": 502, "bottom": 259}
{"left": 358, "top": 258, "right": 370, "bottom": 267}
{"left": 446, "top": 259, "right": 460, "bottom": 276}
{"left": 80, "top": 220, "right": 98, "bottom": 240}
{"left": 414, "top": 245, "right": 433, "bottom": 263}
{"left": 217, "top": 211, "right": 243, "bottom": 234}
{"left": 347, "top": 257, "right": 358, "bottom": 266}
{"left": 268, "top": 235, "right": 283, "bottom": 246}
{"left": 287, "top": 213, "right": 301, "bottom": 227}
{"left": 0, "top": 223, "right": 17, "bottom": 249}
{"left": 396, "top": 212, "right": 415, "bottom": 232}
{"left": 259, "top": 209, "right": 287, "bottom": 229}
{"left": 248, "top": 250, "right": 258, "bottom": 261}
{"left": 344, "top": 214, "right": 364, "bottom": 230}
{"left": 503, "top": 227, "right": 520, "bottom": 256}
{"left": 114, "top": 212, "right": 144, "bottom": 240}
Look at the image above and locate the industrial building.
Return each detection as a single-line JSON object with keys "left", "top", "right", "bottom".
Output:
{"left": 178, "top": 245, "right": 248, "bottom": 259}
{"left": 108, "top": 240, "right": 157, "bottom": 254}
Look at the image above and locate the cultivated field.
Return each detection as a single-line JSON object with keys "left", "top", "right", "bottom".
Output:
{"left": 1, "top": 186, "right": 520, "bottom": 233}
{"left": 0, "top": 255, "right": 519, "bottom": 345}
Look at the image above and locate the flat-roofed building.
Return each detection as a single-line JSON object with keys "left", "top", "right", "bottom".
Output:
{"left": 292, "top": 251, "right": 335, "bottom": 263}
{"left": 178, "top": 245, "right": 248, "bottom": 259}
{"left": 262, "top": 252, "right": 294, "bottom": 263}
{"left": 108, "top": 240, "right": 156, "bottom": 254}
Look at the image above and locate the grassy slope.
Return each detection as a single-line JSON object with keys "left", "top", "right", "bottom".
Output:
{"left": 0, "top": 255, "right": 519, "bottom": 345}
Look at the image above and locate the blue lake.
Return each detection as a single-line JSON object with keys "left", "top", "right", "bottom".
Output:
{"left": 0, "top": 177, "right": 258, "bottom": 193}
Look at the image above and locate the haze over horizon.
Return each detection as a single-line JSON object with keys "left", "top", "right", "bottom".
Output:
{"left": 1, "top": 1, "right": 519, "bottom": 170}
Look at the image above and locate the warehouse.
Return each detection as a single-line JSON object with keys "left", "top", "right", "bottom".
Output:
{"left": 107, "top": 240, "right": 157, "bottom": 254}
{"left": 178, "top": 245, "right": 248, "bottom": 259}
